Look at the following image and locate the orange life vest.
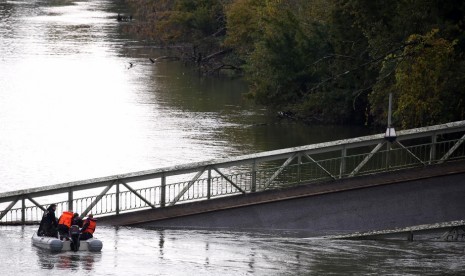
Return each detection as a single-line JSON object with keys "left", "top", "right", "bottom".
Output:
{"left": 58, "top": 211, "right": 74, "bottom": 227}
{"left": 82, "top": 218, "right": 97, "bottom": 234}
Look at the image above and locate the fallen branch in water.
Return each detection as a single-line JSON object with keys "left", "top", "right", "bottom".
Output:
{"left": 150, "top": 56, "right": 180, "bottom": 63}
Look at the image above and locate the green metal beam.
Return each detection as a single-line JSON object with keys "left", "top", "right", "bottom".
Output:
{"left": 80, "top": 182, "right": 115, "bottom": 218}
{"left": 263, "top": 153, "right": 298, "bottom": 190}
{"left": 439, "top": 133, "right": 465, "bottom": 163}
{"left": 120, "top": 181, "right": 156, "bottom": 209}
{"left": 212, "top": 167, "right": 246, "bottom": 194}
{"left": 169, "top": 168, "right": 206, "bottom": 206}
{"left": 349, "top": 142, "right": 385, "bottom": 177}
{"left": 303, "top": 153, "right": 337, "bottom": 180}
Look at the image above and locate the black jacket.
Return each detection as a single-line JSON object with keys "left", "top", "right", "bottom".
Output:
{"left": 72, "top": 217, "right": 83, "bottom": 228}
{"left": 37, "top": 206, "right": 58, "bottom": 236}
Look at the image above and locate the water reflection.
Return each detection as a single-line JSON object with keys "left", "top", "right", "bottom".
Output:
{"left": 0, "top": 226, "right": 464, "bottom": 275}
{"left": 36, "top": 251, "right": 55, "bottom": 270}
{"left": 35, "top": 249, "right": 100, "bottom": 271}
{"left": 0, "top": 0, "right": 376, "bottom": 192}
{"left": 247, "top": 250, "right": 255, "bottom": 274}
{"left": 158, "top": 229, "right": 165, "bottom": 260}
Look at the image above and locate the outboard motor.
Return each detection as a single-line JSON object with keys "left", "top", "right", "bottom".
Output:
{"left": 69, "top": 225, "right": 81, "bottom": 252}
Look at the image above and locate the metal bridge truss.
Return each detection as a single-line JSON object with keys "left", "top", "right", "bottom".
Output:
{"left": 1, "top": 121, "right": 465, "bottom": 224}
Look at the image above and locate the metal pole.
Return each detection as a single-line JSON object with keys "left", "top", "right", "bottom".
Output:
{"left": 297, "top": 154, "right": 302, "bottom": 184}
{"left": 115, "top": 182, "right": 120, "bottom": 215}
{"left": 21, "top": 196, "right": 25, "bottom": 224}
{"left": 386, "top": 142, "right": 391, "bottom": 170}
{"left": 386, "top": 93, "right": 393, "bottom": 170}
{"left": 388, "top": 93, "right": 392, "bottom": 128}
{"left": 430, "top": 133, "right": 437, "bottom": 164}
{"left": 68, "top": 189, "right": 73, "bottom": 211}
{"left": 160, "top": 174, "right": 166, "bottom": 208}
{"left": 340, "top": 147, "right": 346, "bottom": 179}
{"left": 207, "top": 168, "right": 211, "bottom": 200}
{"left": 251, "top": 160, "right": 257, "bottom": 192}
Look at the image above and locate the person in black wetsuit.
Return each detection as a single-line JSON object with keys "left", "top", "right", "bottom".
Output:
{"left": 69, "top": 213, "right": 83, "bottom": 251}
{"left": 37, "top": 204, "right": 58, "bottom": 237}
{"left": 72, "top": 213, "right": 83, "bottom": 228}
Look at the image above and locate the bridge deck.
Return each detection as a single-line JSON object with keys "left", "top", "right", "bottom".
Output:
{"left": 328, "top": 220, "right": 465, "bottom": 241}
{"left": 2, "top": 121, "right": 465, "bottom": 229}
{"left": 98, "top": 160, "right": 465, "bottom": 230}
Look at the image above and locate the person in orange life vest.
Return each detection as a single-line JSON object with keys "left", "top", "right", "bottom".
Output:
{"left": 57, "top": 211, "right": 74, "bottom": 240}
{"left": 80, "top": 214, "right": 97, "bottom": 240}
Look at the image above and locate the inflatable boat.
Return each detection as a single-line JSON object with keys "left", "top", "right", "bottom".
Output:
{"left": 31, "top": 232, "right": 103, "bottom": 252}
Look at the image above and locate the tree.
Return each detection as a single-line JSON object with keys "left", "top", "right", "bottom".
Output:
{"left": 224, "top": 0, "right": 263, "bottom": 56}
{"left": 125, "top": 0, "right": 232, "bottom": 74}
{"left": 363, "top": 0, "right": 465, "bottom": 127}
{"left": 125, "top": 0, "right": 465, "bottom": 127}
{"left": 374, "top": 29, "right": 462, "bottom": 128}
{"left": 226, "top": 1, "right": 338, "bottom": 121}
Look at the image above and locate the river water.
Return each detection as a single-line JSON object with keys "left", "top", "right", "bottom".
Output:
{"left": 0, "top": 0, "right": 464, "bottom": 275}
{"left": 0, "top": 0, "right": 369, "bottom": 191}
{"left": 2, "top": 225, "right": 465, "bottom": 276}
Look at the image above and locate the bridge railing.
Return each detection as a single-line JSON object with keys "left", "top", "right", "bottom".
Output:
{"left": 1, "top": 121, "right": 465, "bottom": 225}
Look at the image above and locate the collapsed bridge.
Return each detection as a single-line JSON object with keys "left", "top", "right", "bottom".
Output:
{"left": 1, "top": 121, "right": 465, "bottom": 236}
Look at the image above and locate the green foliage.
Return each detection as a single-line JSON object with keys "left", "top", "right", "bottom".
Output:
{"left": 325, "top": 1, "right": 375, "bottom": 124}
{"left": 247, "top": 10, "right": 328, "bottom": 105}
{"left": 224, "top": 0, "right": 263, "bottom": 56}
{"left": 126, "top": 0, "right": 465, "bottom": 127}
{"left": 228, "top": 1, "right": 345, "bottom": 122}
{"left": 125, "top": 0, "right": 225, "bottom": 45}
{"left": 396, "top": 30, "right": 454, "bottom": 128}
{"left": 363, "top": 0, "right": 465, "bottom": 127}
{"left": 173, "top": 0, "right": 225, "bottom": 39}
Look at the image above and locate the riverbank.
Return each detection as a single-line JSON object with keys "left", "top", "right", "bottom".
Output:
{"left": 122, "top": 0, "right": 465, "bottom": 128}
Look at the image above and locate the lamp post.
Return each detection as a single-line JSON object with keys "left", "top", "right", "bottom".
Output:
{"left": 384, "top": 93, "right": 396, "bottom": 170}
{"left": 385, "top": 93, "right": 397, "bottom": 142}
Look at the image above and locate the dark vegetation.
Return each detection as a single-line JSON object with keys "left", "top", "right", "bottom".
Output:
{"left": 123, "top": 0, "right": 465, "bottom": 129}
